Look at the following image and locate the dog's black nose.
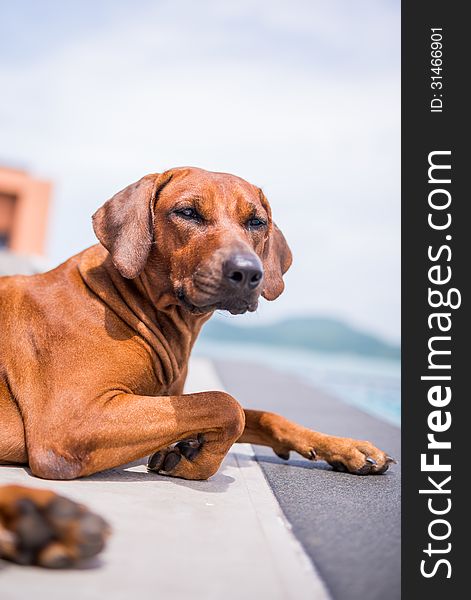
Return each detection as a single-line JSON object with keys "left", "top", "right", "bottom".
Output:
{"left": 223, "top": 254, "right": 263, "bottom": 291}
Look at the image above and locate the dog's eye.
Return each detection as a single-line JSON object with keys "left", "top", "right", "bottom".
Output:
{"left": 246, "top": 217, "right": 266, "bottom": 229}
{"left": 174, "top": 207, "right": 201, "bottom": 221}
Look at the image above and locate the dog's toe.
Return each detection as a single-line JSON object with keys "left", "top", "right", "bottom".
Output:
{"left": 176, "top": 435, "right": 204, "bottom": 461}
{"left": 161, "top": 450, "right": 182, "bottom": 472}
{"left": 75, "top": 513, "right": 109, "bottom": 559}
{"left": 148, "top": 448, "right": 181, "bottom": 473}
{"left": 148, "top": 436, "right": 204, "bottom": 474}
{"left": 147, "top": 450, "right": 165, "bottom": 471}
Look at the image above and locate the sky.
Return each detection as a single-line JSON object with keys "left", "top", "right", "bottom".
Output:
{"left": 0, "top": 0, "right": 400, "bottom": 343}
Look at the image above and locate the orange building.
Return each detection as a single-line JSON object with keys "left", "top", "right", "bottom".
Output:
{"left": 0, "top": 166, "right": 52, "bottom": 256}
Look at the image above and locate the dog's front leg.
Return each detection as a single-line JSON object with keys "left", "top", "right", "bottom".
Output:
{"left": 28, "top": 391, "right": 245, "bottom": 480}
{"left": 238, "top": 409, "right": 395, "bottom": 475}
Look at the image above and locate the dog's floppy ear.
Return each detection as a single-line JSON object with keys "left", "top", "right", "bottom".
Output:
{"left": 92, "top": 173, "right": 170, "bottom": 279}
{"left": 262, "top": 222, "right": 292, "bottom": 300}
{"left": 258, "top": 190, "right": 292, "bottom": 301}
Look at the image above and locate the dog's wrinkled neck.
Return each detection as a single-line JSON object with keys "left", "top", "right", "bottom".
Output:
{"left": 78, "top": 245, "right": 212, "bottom": 385}
{"left": 137, "top": 260, "right": 214, "bottom": 329}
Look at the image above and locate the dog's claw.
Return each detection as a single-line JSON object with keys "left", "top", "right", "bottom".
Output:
{"left": 386, "top": 455, "right": 397, "bottom": 464}
{"left": 309, "top": 449, "right": 317, "bottom": 460}
{"left": 366, "top": 457, "right": 377, "bottom": 465}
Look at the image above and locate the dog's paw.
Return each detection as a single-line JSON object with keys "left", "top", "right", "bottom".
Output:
{"left": 0, "top": 485, "right": 110, "bottom": 567}
{"left": 147, "top": 435, "right": 204, "bottom": 475}
{"left": 313, "top": 436, "right": 396, "bottom": 475}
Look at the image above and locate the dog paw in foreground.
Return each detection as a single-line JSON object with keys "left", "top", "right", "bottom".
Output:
{"left": 0, "top": 485, "right": 110, "bottom": 568}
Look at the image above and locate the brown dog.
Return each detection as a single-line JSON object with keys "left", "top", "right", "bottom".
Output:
{"left": 0, "top": 166, "right": 394, "bottom": 566}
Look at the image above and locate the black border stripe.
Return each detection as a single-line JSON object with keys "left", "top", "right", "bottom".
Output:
{"left": 402, "top": 2, "right": 467, "bottom": 596}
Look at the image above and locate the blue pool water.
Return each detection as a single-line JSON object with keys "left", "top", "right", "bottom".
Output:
{"left": 194, "top": 339, "right": 401, "bottom": 426}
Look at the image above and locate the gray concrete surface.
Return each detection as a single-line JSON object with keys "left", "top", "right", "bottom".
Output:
{"left": 0, "top": 358, "right": 329, "bottom": 600}
{"left": 215, "top": 359, "right": 401, "bottom": 600}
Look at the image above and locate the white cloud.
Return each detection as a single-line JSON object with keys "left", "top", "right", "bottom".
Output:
{"left": 0, "top": 0, "right": 400, "bottom": 342}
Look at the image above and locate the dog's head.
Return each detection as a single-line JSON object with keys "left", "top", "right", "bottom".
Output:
{"left": 92, "top": 167, "right": 292, "bottom": 315}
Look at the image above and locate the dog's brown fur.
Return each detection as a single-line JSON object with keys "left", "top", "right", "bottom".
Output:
{"left": 0, "top": 167, "right": 394, "bottom": 566}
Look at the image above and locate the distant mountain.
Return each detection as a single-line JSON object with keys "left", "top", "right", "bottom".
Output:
{"left": 199, "top": 316, "right": 400, "bottom": 360}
